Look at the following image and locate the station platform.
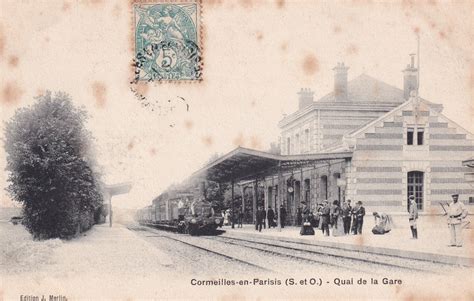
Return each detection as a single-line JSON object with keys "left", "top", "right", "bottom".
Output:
{"left": 220, "top": 223, "right": 474, "bottom": 267}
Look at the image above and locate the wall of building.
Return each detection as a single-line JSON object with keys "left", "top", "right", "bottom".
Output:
{"left": 280, "top": 113, "right": 316, "bottom": 155}
{"left": 280, "top": 107, "right": 392, "bottom": 155}
{"left": 319, "top": 109, "right": 383, "bottom": 150}
{"left": 347, "top": 101, "right": 474, "bottom": 214}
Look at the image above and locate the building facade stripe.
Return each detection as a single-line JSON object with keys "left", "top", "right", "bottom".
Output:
{"left": 357, "top": 145, "right": 403, "bottom": 150}
{"left": 357, "top": 189, "right": 403, "bottom": 195}
{"left": 356, "top": 167, "right": 402, "bottom": 172}
{"left": 357, "top": 178, "right": 403, "bottom": 183}
{"left": 364, "top": 133, "right": 403, "bottom": 139}
{"left": 429, "top": 145, "right": 474, "bottom": 151}
{"left": 431, "top": 189, "right": 474, "bottom": 195}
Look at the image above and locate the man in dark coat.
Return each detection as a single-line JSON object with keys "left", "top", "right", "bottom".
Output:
{"left": 341, "top": 199, "right": 352, "bottom": 235}
{"left": 267, "top": 206, "right": 275, "bottom": 228}
{"left": 255, "top": 206, "right": 265, "bottom": 232}
{"left": 319, "top": 200, "right": 331, "bottom": 236}
{"left": 279, "top": 205, "right": 287, "bottom": 228}
{"left": 352, "top": 201, "right": 365, "bottom": 235}
{"left": 237, "top": 208, "right": 244, "bottom": 228}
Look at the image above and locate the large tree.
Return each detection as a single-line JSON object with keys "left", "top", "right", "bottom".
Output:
{"left": 4, "top": 92, "right": 103, "bottom": 239}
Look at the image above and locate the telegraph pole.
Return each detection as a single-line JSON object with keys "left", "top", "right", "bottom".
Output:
{"left": 417, "top": 32, "right": 420, "bottom": 92}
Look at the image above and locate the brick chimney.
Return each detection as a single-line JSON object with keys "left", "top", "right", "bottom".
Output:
{"left": 333, "top": 62, "right": 349, "bottom": 101}
{"left": 403, "top": 54, "right": 418, "bottom": 100}
{"left": 298, "top": 88, "right": 314, "bottom": 110}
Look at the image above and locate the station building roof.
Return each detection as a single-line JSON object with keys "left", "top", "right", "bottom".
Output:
{"left": 278, "top": 74, "right": 444, "bottom": 129}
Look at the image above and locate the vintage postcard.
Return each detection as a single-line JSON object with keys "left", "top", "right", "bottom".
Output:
{"left": 1, "top": 1, "right": 473, "bottom": 300}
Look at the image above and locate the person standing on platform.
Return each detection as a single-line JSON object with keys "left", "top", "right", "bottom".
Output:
{"left": 352, "top": 201, "right": 365, "bottom": 235}
{"left": 319, "top": 200, "right": 331, "bottom": 236}
{"left": 237, "top": 208, "right": 244, "bottom": 228}
{"left": 341, "top": 199, "right": 352, "bottom": 235}
{"left": 279, "top": 205, "right": 287, "bottom": 228}
{"left": 309, "top": 210, "right": 317, "bottom": 227}
{"left": 408, "top": 195, "right": 418, "bottom": 239}
{"left": 267, "top": 206, "right": 275, "bottom": 228}
{"left": 314, "top": 203, "right": 322, "bottom": 229}
{"left": 262, "top": 206, "right": 267, "bottom": 229}
{"left": 446, "top": 194, "right": 468, "bottom": 247}
{"left": 303, "top": 201, "right": 310, "bottom": 216}
{"left": 351, "top": 202, "right": 359, "bottom": 234}
{"left": 300, "top": 201, "right": 315, "bottom": 235}
{"left": 255, "top": 206, "right": 265, "bottom": 232}
{"left": 255, "top": 207, "right": 259, "bottom": 231}
{"left": 331, "top": 200, "right": 344, "bottom": 236}
{"left": 224, "top": 209, "right": 230, "bottom": 226}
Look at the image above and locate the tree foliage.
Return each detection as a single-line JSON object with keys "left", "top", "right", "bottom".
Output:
{"left": 4, "top": 92, "right": 103, "bottom": 239}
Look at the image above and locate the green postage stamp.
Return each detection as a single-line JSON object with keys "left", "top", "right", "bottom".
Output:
{"left": 133, "top": 1, "right": 202, "bottom": 82}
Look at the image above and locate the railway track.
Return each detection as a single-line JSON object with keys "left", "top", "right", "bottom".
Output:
{"left": 157, "top": 234, "right": 273, "bottom": 272}
{"left": 130, "top": 225, "right": 462, "bottom": 276}
{"left": 201, "top": 235, "right": 377, "bottom": 274}
{"left": 207, "top": 235, "right": 457, "bottom": 275}
{"left": 129, "top": 225, "right": 273, "bottom": 273}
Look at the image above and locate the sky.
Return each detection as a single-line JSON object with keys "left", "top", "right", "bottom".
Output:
{"left": 0, "top": 0, "right": 472, "bottom": 209}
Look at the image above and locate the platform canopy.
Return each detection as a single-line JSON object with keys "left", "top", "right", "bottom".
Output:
{"left": 105, "top": 182, "right": 133, "bottom": 196}
{"left": 190, "top": 147, "right": 353, "bottom": 183}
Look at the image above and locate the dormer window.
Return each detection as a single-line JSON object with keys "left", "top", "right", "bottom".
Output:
{"left": 407, "top": 127, "right": 414, "bottom": 145}
{"left": 407, "top": 126, "right": 424, "bottom": 145}
{"left": 417, "top": 128, "right": 424, "bottom": 145}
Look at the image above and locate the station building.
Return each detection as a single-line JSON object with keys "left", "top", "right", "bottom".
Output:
{"left": 164, "top": 57, "right": 474, "bottom": 226}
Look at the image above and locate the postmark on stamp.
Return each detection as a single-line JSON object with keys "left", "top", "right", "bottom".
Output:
{"left": 132, "top": 1, "right": 202, "bottom": 82}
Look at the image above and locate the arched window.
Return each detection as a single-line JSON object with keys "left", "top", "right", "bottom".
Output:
{"left": 407, "top": 171, "right": 424, "bottom": 211}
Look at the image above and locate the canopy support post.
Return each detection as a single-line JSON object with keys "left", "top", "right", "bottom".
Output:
{"left": 277, "top": 161, "right": 282, "bottom": 232}
{"left": 231, "top": 180, "right": 235, "bottom": 229}
{"left": 240, "top": 184, "right": 245, "bottom": 223}
{"left": 253, "top": 178, "right": 257, "bottom": 224}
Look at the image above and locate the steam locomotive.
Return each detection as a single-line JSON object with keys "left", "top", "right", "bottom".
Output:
{"left": 136, "top": 191, "right": 224, "bottom": 235}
